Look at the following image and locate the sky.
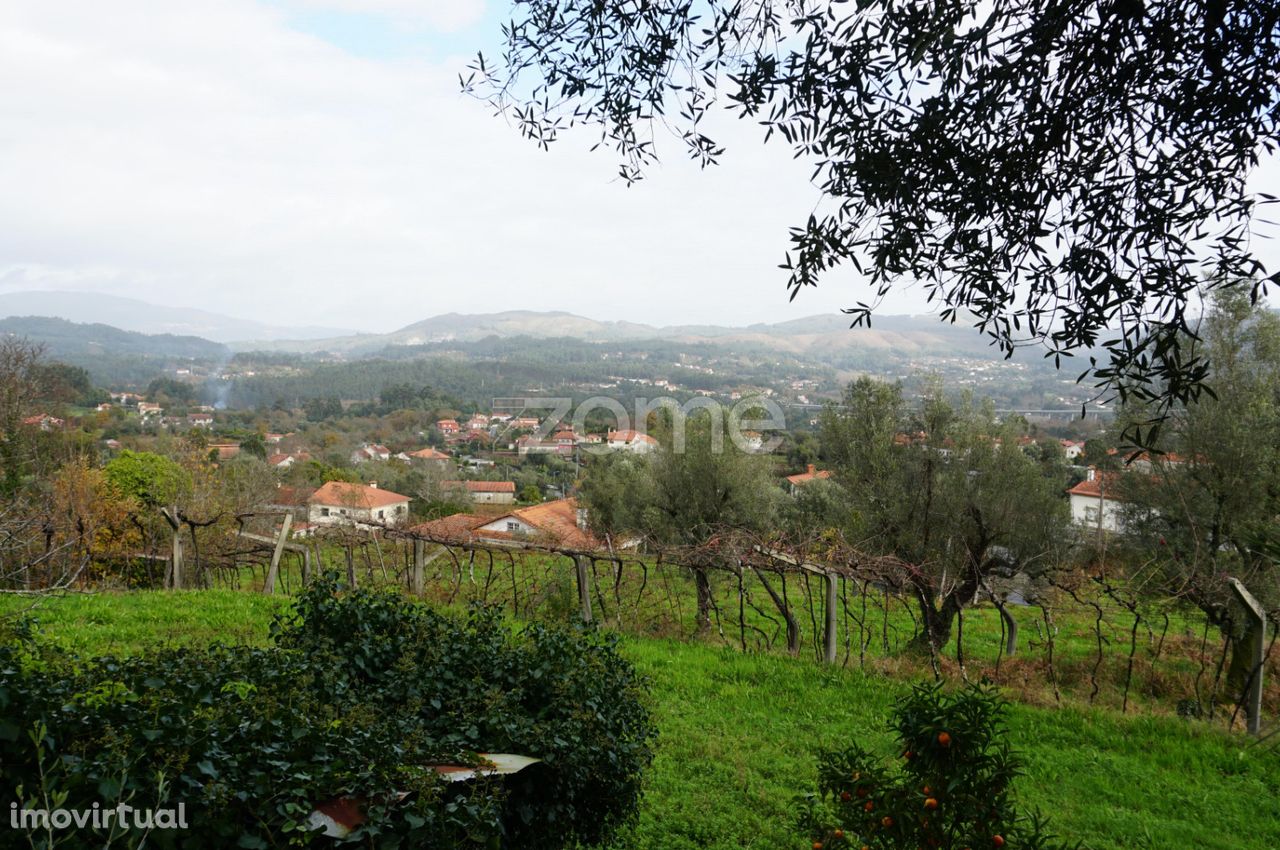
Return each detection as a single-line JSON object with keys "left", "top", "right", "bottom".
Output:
{"left": 1, "top": 1, "right": 1276, "bottom": 335}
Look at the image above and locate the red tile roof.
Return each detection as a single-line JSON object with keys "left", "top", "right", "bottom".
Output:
{"left": 309, "top": 481, "right": 410, "bottom": 509}
{"left": 786, "top": 464, "right": 832, "bottom": 486}
{"left": 444, "top": 480, "right": 516, "bottom": 493}
{"left": 409, "top": 447, "right": 450, "bottom": 460}
{"left": 1066, "top": 469, "right": 1122, "bottom": 499}
{"left": 412, "top": 498, "right": 598, "bottom": 550}
{"left": 410, "top": 513, "right": 490, "bottom": 539}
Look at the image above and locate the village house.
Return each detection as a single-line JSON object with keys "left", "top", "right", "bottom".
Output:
{"left": 550, "top": 429, "right": 578, "bottom": 453}
{"left": 307, "top": 481, "right": 410, "bottom": 528}
{"left": 22, "top": 413, "right": 65, "bottom": 431}
{"left": 436, "top": 418, "right": 461, "bottom": 435}
{"left": 785, "top": 464, "right": 832, "bottom": 495}
{"left": 606, "top": 429, "right": 658, "bottom": 453}
{"left": 187, "top": 413, "right": 214, "bottom": 429}
{"left": 465, "top": 414, "right": 491, "bottom": 431}
{"left": 443, "top": 480, "right": 517, "bottom": 505}
{"left": 209, "top": 443, "right": 241, "bottom": 461}
{"left": 516, "top": 435, "right": 559, "bottom": 455}
{"left": 413, "top": 497, "right": 601, "bottom": 550}
{"left": 1067, "top": 467, "right": 1127, "bottom": 534}
{"left": 408, "top": 447, "right": 451, "bottom": 469}
{"left": 1060, "top": 439, "right": 1086, "bottom": 460}
{"left": 351, "top": 444, "right": 391, "bottom": 464}
{"left": 137, "top": 402, "right": 163, "bottom": 421}
{"left": 267, "top": 451, "right": 311, "bottom": 469}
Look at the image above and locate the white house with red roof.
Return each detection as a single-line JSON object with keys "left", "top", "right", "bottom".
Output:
{"left": 413, "top": 497, "right": 604, "bottom": 550}
{"left": 351, "top": 444, "right": 392, "bottom": 464}
{"left": 22, "top": 413, "right": 65, "bottom": 431}
{"left": 1067, "top": 467, "right": 1127, "bottom": 534}
{"left": 436, "top": 418, "right": 461, "bottom": 435}
{"left": 606, "top": 429, "right": 658, "bottom": 453}
{"left": 307, "top": 481, "right": 410, "bottom": 528}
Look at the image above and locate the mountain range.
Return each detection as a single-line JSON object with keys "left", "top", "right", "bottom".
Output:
{"left": 0, "top": 291, "right": 353, "bottom": 343}
{"left": 0, "top": 290, "right": 1003, "bottom": 361}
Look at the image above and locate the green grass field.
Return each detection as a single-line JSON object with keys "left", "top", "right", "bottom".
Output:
{"left": 2, "top": 590, "right": 1277, "bottom": 850}
{"left": 234, "top": 546, "right": 1250, "bottom": 718}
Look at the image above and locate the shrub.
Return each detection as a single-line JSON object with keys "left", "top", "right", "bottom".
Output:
{"left": 797, "top": 684, "right": 1071, "bottom": 850}
{"left": 0, "top": 575, "right": 656, "bottom": 848}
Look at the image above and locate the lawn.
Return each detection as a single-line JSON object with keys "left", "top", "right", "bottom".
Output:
{"left": 2, "top": 590, "right": 1277, "bottom": 850}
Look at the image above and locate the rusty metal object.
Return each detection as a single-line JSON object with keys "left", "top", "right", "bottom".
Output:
{"left": 307, "top": 754, "right": 542, "bottom": 838}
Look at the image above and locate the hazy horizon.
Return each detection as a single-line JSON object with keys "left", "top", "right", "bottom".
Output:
{"left": 4, "top": 1, "right": 1276, "bottom": 335}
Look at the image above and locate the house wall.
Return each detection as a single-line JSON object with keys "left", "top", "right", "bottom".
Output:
{"left": 470, "top": 491, "right": 515, "bottom": 505}
{"left": 479, "top": 516, "right": 536, "bottom": 536}
{"left": 1069, "top": 492, "right": 1124, "bottom": 533}
{"left": 308, "top": 501, "right": 409, "bottom": 527}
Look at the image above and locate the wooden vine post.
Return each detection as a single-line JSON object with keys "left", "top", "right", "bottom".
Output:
{"left": 262, "top": 513, "right": 292, "bottom": 595}
{"left": 574, "top": 554, "right": 593, "bottom": 624}
{"left": 823, "top": 570, "right": 838, "bottom": 664}
{"left": 160, "top": 507, "right": 183, "bottom": 590}
{"left": 1227, "top": 577, "right": 1266, "bottom": 735}
{"left": 412, "top": 539, "right": 426, "bottom": 595}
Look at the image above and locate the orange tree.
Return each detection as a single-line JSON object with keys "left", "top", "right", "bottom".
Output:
{"left": 798, "top": 684, "right": 1070, "bottom": 850}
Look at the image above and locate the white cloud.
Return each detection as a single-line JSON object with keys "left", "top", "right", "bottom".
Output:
{"left": 290, "top": 0, "right": 487, "bottom": 33}
{"left": 0, "top": 0, "right": 901, "bottom": 332}
{"left": 12, "top": 0, "right": 1265, "bottom": 338}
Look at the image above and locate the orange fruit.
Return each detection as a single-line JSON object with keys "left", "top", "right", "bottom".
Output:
{"left": 904, "top": 750, "right": 914, "bottom": 759}
{"left": 881, "top": 816, "right": 894, "bottom": 828}
{"left": 937, "top": 731, "right": 952, "bottom": 747}
{"left": 813, "top": 843, "right": 823, "bottom": 850}
{"left": 864, "top": 801, "right": 874, "bottom": 812}
{"left": 993, "top": 837, "right": 1005, "bottom": 848}
{"left": 840, "top": 791, "right": 852, "bottom": 802}
{"left": 924, "top": 798, "right": 939, "bottom": 810}
{"left": 833, "top": 829, "right": 844, "bottom": 839}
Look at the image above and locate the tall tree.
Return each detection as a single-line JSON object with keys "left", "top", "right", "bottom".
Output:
{"left": 1118, "top": 290, "right": 1280, "bottom": 702}
{"left": 821, "top": 378, "right": 1069, "bottom": 650}
{"left": 471, "top": 2, "right": 1280, "bottom": 437}
{"left": 0, "top": 339, "right": 48, "bottom": 496}
{"left": 581, "top": 409, "right": 782, "bottom": 631}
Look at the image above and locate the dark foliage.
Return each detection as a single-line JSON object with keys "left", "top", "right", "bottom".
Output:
{"left": 469, "top": 1, "right": 1280, "bottom": 443}
{"left": 798, "top": 683, "right": 1071, "bottom": 849}
{"left": 0, "top": 576, "right": 655, "bottom": 848}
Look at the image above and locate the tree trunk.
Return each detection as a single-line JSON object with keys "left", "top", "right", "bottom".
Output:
{"left": 693, "top": 567, "right": 712, "bottom": 634}
{"left": 754, "top": 568, "right": 800, "bottom": 654}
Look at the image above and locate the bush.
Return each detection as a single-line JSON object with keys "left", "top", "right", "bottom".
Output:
{"left": 0, "top": 576, "right": 656, "bottom": 848}
{"left": 797, "top": 684, "right": 1071, "bottom": 850}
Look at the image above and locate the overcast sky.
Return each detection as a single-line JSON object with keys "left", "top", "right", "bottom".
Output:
{"left": 2, "top": 1, "right": 1276, "bottom": 334}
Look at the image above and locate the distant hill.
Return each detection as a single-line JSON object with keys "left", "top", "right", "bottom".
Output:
{"left": 236, "top": 309, "right": 1000, "bottom": 359}
{"left": 0, "top": 291, "right": 354, "bottom": 343}
{"left": 0, "top": 316, "right": 228, "bottom": 360}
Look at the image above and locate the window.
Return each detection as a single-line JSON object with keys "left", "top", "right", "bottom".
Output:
{"left": 377, "top": 510, "right": 384, "bottom": 519}
{"left": 507, "top": 521, "right": 520, "bottom": 532}
{"left": 320, "top": 507, "right": 330, "bottom": 517}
